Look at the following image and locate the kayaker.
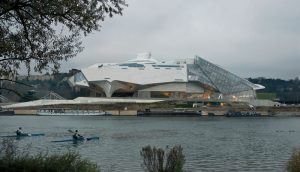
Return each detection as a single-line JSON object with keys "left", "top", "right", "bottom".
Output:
{"left": 72, "top": 130, "right": 84, "bottom": 140}
{"left": 16, "top": 127, "right": 23, "bottom": 136}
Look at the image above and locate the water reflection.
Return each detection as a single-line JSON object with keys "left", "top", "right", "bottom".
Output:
{"left": 0, "top": 116, "right": 299, "bottom": 171}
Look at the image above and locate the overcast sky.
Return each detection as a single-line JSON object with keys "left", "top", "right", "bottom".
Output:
{"left": 61, "top": 0, "right": 300, "bottom": 79}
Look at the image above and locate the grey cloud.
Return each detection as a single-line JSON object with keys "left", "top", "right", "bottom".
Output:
{"left": 59, "top": 0, "right": 300, "bottom": 79}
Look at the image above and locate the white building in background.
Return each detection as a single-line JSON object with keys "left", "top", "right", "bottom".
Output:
{"left": 68, "top": 52, "right": 264, "bottom": 102}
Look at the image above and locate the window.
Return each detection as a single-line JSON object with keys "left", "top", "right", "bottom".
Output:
{"left": 152, "top": 65, "right": 180, "bottom": 68}
{"left": 119, "top": 63, "right": 145, "bottom": 68}
{"left": 174, "top": 79, "right": 183, "bottom": 81}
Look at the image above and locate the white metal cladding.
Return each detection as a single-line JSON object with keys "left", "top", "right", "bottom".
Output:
{"left": 81, "top": 62, "right": 188, "bottom": 85}
{"left": 1, "top": 98, "right": 165, "bottom": 109}
{"left": 138, "top": 82, "right": 204, "bottom": 93}
{"left": 72, "top": 54, "right": 263, "bottom": 97}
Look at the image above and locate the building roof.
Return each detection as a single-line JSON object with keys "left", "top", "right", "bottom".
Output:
{"left": 69, "top": 53, "right": 264, "bottom": 95}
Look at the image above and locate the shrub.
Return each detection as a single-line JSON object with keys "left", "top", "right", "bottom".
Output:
{"left": 140, "top": 145, "right": 185, "bottom": 172}
{"left": 287, "top": 148, "right": 300, "bottom": 172}
{"left": 0, "top": 138, "right": 100, "bottom": 172}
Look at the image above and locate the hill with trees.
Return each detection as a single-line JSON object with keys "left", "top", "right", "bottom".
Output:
{"left": 249, "top": 77, "right": 300, "bottom": 104}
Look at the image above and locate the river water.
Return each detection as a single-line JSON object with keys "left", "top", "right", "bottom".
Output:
{"left": 0, "top": 116, "right": 300, "bottom": 171}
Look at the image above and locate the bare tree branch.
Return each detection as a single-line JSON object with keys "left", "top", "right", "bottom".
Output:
{"left": 0, "top": 0, "right": 127, "bottom": 79}
{"left": 0, "top": 78, "right": 33, "bottom": 87}
{"left": 0, "top": 87, "right": 22, "bottom": 97}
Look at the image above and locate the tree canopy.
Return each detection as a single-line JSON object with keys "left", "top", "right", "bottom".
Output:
{"left": 0, "top": 0, "right": 127, "bottom": 78}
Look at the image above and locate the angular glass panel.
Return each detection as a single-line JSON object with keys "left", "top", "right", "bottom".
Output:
{"left": 188, "top": 56, "right": 256, "bottom": 94}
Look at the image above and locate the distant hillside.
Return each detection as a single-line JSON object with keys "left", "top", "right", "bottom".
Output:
{"left": 248, "top": 77, "right": 300, "bottom": 104}
{"left": 2, "top": 73, "right": 299, "bottom": 104}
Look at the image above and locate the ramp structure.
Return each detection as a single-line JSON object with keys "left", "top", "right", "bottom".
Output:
{"left": 40, "top": 91, "right": 65, "bottom": 100}
{"left": 0, "top": 95, "right": 11, "bottom": 103}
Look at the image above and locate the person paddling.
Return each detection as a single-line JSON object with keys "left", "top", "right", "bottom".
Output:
{"left": 16, "top": 127, "right": 23, "bottom": 136}
{"left": 72, "top": 130, "right": 84, "bottom": 140}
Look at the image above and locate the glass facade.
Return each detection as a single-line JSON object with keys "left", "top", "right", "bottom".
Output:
{"left": 74, "top": 72, "right": 87, "bottom": 83}
{"left": 188, "top": 56, "right": 257, "bottom": 101}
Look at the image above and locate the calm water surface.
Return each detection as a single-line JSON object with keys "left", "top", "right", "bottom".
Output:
{"left": 0, "top": 116, "right": 300, "bottom": 172}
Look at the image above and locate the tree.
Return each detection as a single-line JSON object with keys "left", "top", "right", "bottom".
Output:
{"left": 287, "top": 148, "right": 300, "bottom": 172}
{"left": 0, "top": 0, "right": 127, "bottom": 78}
{"left": 140, "top": 145, "right": 185, "bottom": 172}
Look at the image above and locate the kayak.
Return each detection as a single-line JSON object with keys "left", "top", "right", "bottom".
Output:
{"left": 51, "top": 136, "right": 100, "bottom": 143}
{"left": 0, "top": 133, "right": 45, "bottom": 137}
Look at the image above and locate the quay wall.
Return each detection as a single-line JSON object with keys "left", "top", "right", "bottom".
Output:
{"left": 107, "top": 110, "right": 137, "bottom": 116}
{"left": 10, "top": 109, "right": 300, "bottom": 117}
{"left": 202, "top": 111, "right": 226, "bottom": 116}
{"left": 14, "top": 109, "right": 37, "bottom": 115}
{"left": 5, "top": 101, "right": 300, "bottom": 116}
{"left": 273, "top": 111, "right": 300, "bottom": 116}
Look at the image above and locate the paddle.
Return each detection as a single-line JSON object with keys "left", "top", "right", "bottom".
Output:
{"left": 67, "top": 129, "right": 85, "bottom": 140}
{"left": 67, "top": 129, "right": 74, "bottom": 133}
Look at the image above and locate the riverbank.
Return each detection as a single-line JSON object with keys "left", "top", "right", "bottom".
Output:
{"left": 2, "top": 98, "right": 299, "bottom": 116}
{"left": 4, "top": 106, "right": 300, "bottom": 116}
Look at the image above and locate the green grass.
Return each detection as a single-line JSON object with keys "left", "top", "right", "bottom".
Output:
{"left": 256, "top": 92, "right": 277, "bottom": 100}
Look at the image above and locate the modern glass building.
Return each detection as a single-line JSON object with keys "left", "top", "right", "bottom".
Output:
{"left": 68, "top": 53, "right": 264, "bottom": 102}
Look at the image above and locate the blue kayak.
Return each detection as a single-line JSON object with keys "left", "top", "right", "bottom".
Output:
{"left": 51, "top": 136, "right": 99, "bottom": 143}
{"left": 0, "top": 133, "right": 45, "bottom": 137}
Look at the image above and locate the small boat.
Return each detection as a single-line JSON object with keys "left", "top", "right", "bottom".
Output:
{"left": 51, "top": 136, "right": 100, "bottom": 143}
{"left": 37, "top": 108, "right": 109, "bottom": 116}
{"left": 0, "top": 133, "right": 45, "bottom": 137}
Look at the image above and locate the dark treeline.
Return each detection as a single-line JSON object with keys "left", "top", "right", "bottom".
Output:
{"left": 248, "top": 77, "right": 300, "bottom": 104}
{"left": 1, "top": 74, "right": 300, "bottom": 104}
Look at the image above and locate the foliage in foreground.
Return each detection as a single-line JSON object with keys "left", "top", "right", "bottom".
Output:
{"left": 287, "top": 148, "right": 300, "bottom": 172}
{"left": 140, "top": 145, "right": 185, "bottom": 172}
{"left": 0, "top": 138, "right": 100, "bottom": 172}
{"left": 0, "top": 0, "right": 127, "bottom": 78}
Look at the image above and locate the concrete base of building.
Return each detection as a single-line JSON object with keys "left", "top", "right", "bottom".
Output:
{"left": 14, "top": 109, "right": 37, "bottom": 115}
{"left": 107, "top": 110, "right": 137, "bottom": 116}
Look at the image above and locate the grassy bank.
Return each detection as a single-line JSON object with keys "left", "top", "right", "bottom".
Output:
{"left": 0, "top": 138, "right": 100, "bottom": 172}
{"left": 287, "top": 148, "right": 300, "bottom": 172}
